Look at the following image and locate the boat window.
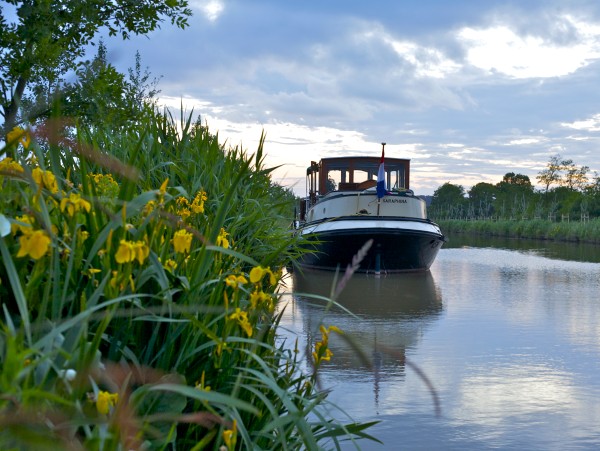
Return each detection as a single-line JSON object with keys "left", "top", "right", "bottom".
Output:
{"left": 324, "top": 169, "right": 345, "bottom": 193}
{"left": 354, "top": 169, "right": 373, "bottom": 185}
{"left": 389, "top": 168, "right": 406, "bottom": 190}
{"left": 326, "top": 177, "right": 337, "bottom": 192}
{"left": 319, "top": 158, "right": 408, "bottom": 193}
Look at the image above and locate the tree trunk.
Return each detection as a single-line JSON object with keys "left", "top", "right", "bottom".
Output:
{"left": 2, "top": 76, "right": 27, "bottom": 158}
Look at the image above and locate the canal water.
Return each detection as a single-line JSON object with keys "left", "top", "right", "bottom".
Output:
{"left": 278, "top": 236, "right": 600, "bottom": 450}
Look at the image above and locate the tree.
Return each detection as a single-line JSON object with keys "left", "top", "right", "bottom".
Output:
{"left": 432, "top": 182, "right": 465, "bottom": 205}
{"left": 562, "top": 161, "right": 589, "bottom": 191}
{"left": 57, "top": 41, "right": 161, "bottom": 128}
{"left": 59, "top": 41, "right": 129, "bottom": 127}
{"left": 126, "top": 50, "right": 162, "bottom": 112}
{"left": 496, "top": 172, "right": 533, "bottom": 197}
{"left": 584, "top": 172, "right": 600, "bottom": 216}
{"left": 468, "top": 182, "right": 497, "bottom": 201}
{"left": 0, "top": 0, "right": 191, "bottom": 138}
{"left": 536, "top": 154, "right": 563, "bottom": 192}
{"left": 468, "top": 182, "right": 497, "bottom": 217}
{"left": 498, "top": 172, "right": 533, "bottom": 188}
{"left": 494, "top": 173, "right": 534, "bottom": 219}
{"left": 430, "top": 182, "right": 466, "bottom": 218}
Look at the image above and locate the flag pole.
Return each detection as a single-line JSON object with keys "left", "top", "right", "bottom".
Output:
{"left": 377, "top": 142, "right": 386, "bottom": 217}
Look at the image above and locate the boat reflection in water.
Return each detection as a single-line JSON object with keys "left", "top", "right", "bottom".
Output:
{"left": 290, "top": 268, "right": 443, "bottom": 383}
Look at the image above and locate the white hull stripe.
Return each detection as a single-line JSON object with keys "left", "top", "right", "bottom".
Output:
{"left": 300, "top": 219, "right": 442, "bottom": 236}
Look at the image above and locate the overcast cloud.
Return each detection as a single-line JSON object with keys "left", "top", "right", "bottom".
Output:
{"left": 103, "top": 0, "right": 600, "bottom": 195}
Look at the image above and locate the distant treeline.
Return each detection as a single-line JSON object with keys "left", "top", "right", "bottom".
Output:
{"left": 428, "top": 154, "right": 600, "bottom": 221}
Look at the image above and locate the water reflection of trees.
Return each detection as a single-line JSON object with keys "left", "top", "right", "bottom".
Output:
{"left": 444, "top": 234, "right": 600, "bottom": 263}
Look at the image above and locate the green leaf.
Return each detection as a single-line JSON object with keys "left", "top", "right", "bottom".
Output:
{"left": 147, "top": 383, "right": 259, "bottom": 416}
{"left": 0, "top": 237, "right": 31, "bottom": 346}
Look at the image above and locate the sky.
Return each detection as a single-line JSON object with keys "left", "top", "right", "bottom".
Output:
{"left": 104, "top": 0, "right": 600, "bottom": 196}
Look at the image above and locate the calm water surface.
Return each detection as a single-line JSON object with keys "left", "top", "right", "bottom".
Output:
{"left": 278, "top": 238, "right": 600, "bottom": 450}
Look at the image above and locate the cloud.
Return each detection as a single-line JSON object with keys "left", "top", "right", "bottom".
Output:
{"left": 190, "top": 0, "right": 225, "bottom": 22}
{"left": 104, "top": 2, "right": 600, "bottom": 196}
{"left": 561, "top": 113, "right": 600, "bottom": 131}
{"left": 457, "top": 15, "right": 600, "bottom": 79}
{"left": 455, "top": 363, "right": 576, "bottom": 431}
{"left": 505, "top": 137, "right": 546, "bottom": 146}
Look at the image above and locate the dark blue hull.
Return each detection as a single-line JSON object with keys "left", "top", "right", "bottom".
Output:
{"left": 296, "top": 220, "right": 445, "bottom": 273}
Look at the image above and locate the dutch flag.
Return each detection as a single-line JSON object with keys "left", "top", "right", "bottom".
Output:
{"left": 376, "top": 145, "right": 387, "bottom": 199}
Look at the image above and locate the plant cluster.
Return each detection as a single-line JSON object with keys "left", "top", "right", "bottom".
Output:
{"left": 0, "top": 116, "right": 376, "bottom": 449}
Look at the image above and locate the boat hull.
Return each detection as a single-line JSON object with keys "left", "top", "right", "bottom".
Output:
{"left": 296, "top": 217, "right": 445, "bottom": 273}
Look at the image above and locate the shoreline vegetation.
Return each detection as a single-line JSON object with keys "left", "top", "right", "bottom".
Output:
{"left": 0, "top": 113, "right": 379, "bottom": 449}
{"left": 436, "top": 218, "right": 600, "bottom": 244}
{"left": 1, "top": 4, "right": 385, "bottom": 449}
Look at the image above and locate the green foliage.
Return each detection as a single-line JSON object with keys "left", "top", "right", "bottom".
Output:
{"left": 536, "top": 153, "right": 591, "bottom": 192}
{"left": 537, "top": 154, "right": 563, "bottom": 192}
{"left": 56, "top": 41, "right": 160, "bottom": 129}
{"left": 429, "top": 182, "right": 466, "bottom": 217}
{"left": 0, "top": 116, "right": 375, "bottom": 449}
{"left": 0, "top": 0, "right": 191, "bottom": 136}
{"left": 438, "top": 218, "right": 600, "bottom": 243}
{"left": 430, "top": 164, "right": 600, "bottom": 222}
{"left": 498, "top": 172, "right": 532, "bottom": 188}
{"left": 467, "top": 182, "right": 497, "bottom": 217}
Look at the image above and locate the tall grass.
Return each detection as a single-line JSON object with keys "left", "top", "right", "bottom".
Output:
{"left": 0, "top": 113, "right": 377, "bottom": 449}
{"left": 438, "top": 218, "right": 600, "bottom": 244}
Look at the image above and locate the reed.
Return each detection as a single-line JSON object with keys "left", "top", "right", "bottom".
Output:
{"left": 0, "top": 113, "right": 377, "bottom": 450}
{"left": 437, "top": 218, "right": 600, "bottom": 244}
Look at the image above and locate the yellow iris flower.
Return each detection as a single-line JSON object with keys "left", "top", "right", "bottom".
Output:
{"left": 249, "top": 265, "right": 278, "bottom": 285}
{"left": 225, "top": 274, "right": 248, "bottom": 289}
{"left": 250, "top": 289, "right": 273, "bottom": 311}
{"left": 191, "top": 190, "right": 207, "bottom": 214}
{"left": 162, "top": 258, "right": 178, "bottom": 273}
{"left": 96, "top": 390, "right": 119, "bottom": 415}
{"left": 0, "top": 157, "right": 24, "bottom": 173}
{"left": 216, "top": 227, "right": 230, "bottom": 249}
{"left": 312, "top": 325, "right": 342, "bottom": 365}
{"left": 32, "top": 167, "right": 58, "bottom": 194}
{"left": 222, "top": 419, "right": 237, "bottom": 451}
{"left": 16, "top": 229, "right": 51, "bottom": 260}
{"left": 172, "top": 229, "right": 193, "bottom": 254}
{"left": 228, "top": 308, "right": 253, "bottom": 337}
{"left": 60, "top": 192, "right": 92, "bottom": 217}
{"left": 6, "top": 126, "right": 31, "bottom": 149}
{"left": 115, "top": 240, "right": 150, "bottom": 264}
{"left": 11, "top": 214, "right": 33, "bottom": 235}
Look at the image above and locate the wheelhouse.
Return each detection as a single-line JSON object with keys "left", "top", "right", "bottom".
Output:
{"left": 307, "top": 156, "right": 411, "bottom": 196}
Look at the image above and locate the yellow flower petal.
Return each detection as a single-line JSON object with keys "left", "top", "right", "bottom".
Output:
{"left": 115, "top": 240, "right": 135, "bottom": 264}
{"left": 159, "top": 178, "right": 169, "bottom": 195}
{"left": 249, "top": 266, "right": 266, "bottom": 284}
{"left": 216, "top": 228, "right": 230, "bottom": 249}
{"left": 96, "top": 391, "right": 119, "bottom": 415}
{"left": 7, "top": 126, "right": 31, "bottom": 148}
{"left": 172, "top": 229, "right": 193, "bottom": 254}
{"left": 17, "top": 229, "right": 51, "bottom": 260}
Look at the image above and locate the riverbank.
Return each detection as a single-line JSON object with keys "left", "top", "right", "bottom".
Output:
{"left": 436, "top": 218, "right": 600, "bottom": 244}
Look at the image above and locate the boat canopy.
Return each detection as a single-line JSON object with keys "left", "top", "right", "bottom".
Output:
{"left": 306, "top": 156, "right": 411, "bottom": 196}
